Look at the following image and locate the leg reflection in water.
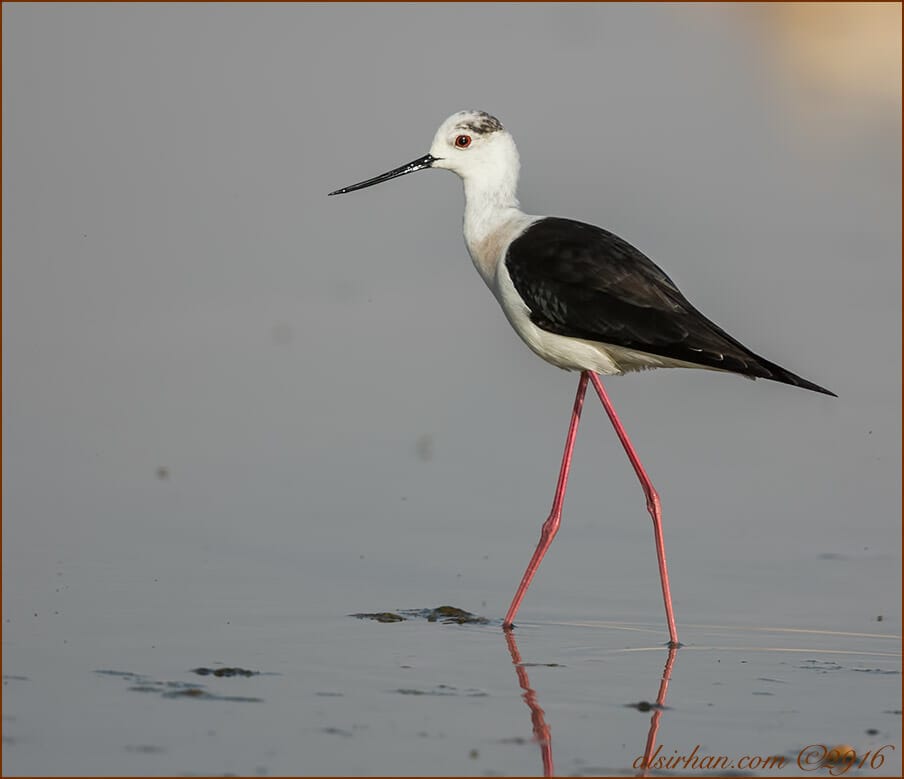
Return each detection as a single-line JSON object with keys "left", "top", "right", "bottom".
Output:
{"left": 503, "top": 631, "right": 681, "bottom": 777}
{"left": 504, "top": 630, "right": 554, "bottom": 776}
{"left": 636, "top": 645, "right": 679, "bottom": 777}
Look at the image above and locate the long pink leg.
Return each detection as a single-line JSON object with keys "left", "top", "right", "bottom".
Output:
{"left": 587, "top": 373, "right": 680, "bottom": 647}
{"left": 503, "top": 371, "right": 589, "bottom": 629}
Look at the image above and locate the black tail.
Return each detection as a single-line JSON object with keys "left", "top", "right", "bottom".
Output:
{"left": 748, "top": 356, "right": 836, "bottom": 397}
{"left": 675, "top": 301, "right": 837, "bottom": 397}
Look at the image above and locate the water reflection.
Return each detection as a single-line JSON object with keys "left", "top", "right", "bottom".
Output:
{"left": 504, "top": 630, "right": 555, "bottom": 776}
{"left": 635, "top": 646, "right": 679, "bottom": 778}
{"left": 503, "top": 630, "right": 680, "bottom": 777}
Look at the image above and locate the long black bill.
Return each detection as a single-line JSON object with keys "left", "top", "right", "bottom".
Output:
{"left": 328, "top": 154, "right": 437, "bottom": 196}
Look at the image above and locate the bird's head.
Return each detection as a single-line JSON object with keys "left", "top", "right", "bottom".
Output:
{"left": 428, "top": 110, "right": 519, "bottom": 184}
{"left": 328, "top": 110, "right": 519, "bottom": 197}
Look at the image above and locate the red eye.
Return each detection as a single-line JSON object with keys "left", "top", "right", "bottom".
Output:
{"left": 454, "top": 134, "right": 472, "bottom": 148}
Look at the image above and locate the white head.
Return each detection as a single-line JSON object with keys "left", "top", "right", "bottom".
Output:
{"left": 328, "top": 110, "right": 520, "bottom": 202}
{"left": 428, "top": 111, "right": 520, "bottom": 185}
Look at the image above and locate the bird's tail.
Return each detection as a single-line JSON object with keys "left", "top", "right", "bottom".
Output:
{"left": 752, "top": 357, "right": 836, "bottom": 397}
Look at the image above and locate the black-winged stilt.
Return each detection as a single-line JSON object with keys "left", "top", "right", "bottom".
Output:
{"left": 329, "top": 110, "right": 834, "bottom": 647}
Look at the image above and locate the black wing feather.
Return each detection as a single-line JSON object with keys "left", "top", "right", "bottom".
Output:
{"left": 505, "top": 218, "right": 834, "bottom": 395}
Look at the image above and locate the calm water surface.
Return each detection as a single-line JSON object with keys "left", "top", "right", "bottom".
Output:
{"left": 4, "top": 3, "right": 900, "bottom": 775}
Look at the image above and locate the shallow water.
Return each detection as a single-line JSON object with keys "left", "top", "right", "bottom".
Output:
{"left": 3, "top": 3, "right": 901, "bottom": 776}
{"left": 3, "top": 511, "right": 900, "bottom": 775}
{"left": 4, "top": 608, "right": 899, "bottom": 776}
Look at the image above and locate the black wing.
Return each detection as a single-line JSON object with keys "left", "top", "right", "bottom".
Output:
{"left": 505, "top": 217, "right": 834, "bottom": 395}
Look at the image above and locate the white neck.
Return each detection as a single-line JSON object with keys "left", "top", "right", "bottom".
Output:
{"left": 461, "top": 165, "right": 528, "bottom": 286}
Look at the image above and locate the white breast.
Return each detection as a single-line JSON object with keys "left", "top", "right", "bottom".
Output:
{"left": 493, "top": 260, "right": 626, "bottom": 374}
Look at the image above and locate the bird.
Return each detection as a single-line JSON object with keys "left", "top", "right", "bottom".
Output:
{"left": 328, "top": 110, "right": 834, "bottom": 647}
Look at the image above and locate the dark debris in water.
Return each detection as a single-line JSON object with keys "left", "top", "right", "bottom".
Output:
{"left": 798, "top": 660, "right": 899, "bottom": 675}
{"left": 161, "top": 687, "right": 206, "bottom": 699}
{"left": 798, "top": 660, "right": 844, "bottom": 673}
{"left": 155, "top": 683, "right": 264, "bottom": 703}
{"left": 409, "top": 606, "right": 490, "bottom": 624}
{"left": 321, "top": 726, "right": 354, "bottom": 738}
{"left": 351, "top": 606, "right": 490, "bottom": 625}
{"left": 395, "top": 683, "right": 488, "bottom": 697}
{"left": 425, "top": 605, "right": 489, "bottom": 624}
{"left": 95, "top": 669, "right": 142, "bottom": 679}
{"left": 193, "top": 667, "right": 259, "bottom": 677}
{"left": 350, "top": 611, "right": 407, "bottom": 623}
{"left": 95, "top": 669, "right": 264, "bottom": 703}
{"left": 626, "top": 700, "right": 667, "bottom": 712}
{"left": 128, "top": 685, "right": 165, "bottom": 693}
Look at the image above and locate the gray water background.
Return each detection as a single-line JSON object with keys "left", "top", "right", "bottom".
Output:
{"left": 3, "top": 3, "right": 901, "bottom": 775}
